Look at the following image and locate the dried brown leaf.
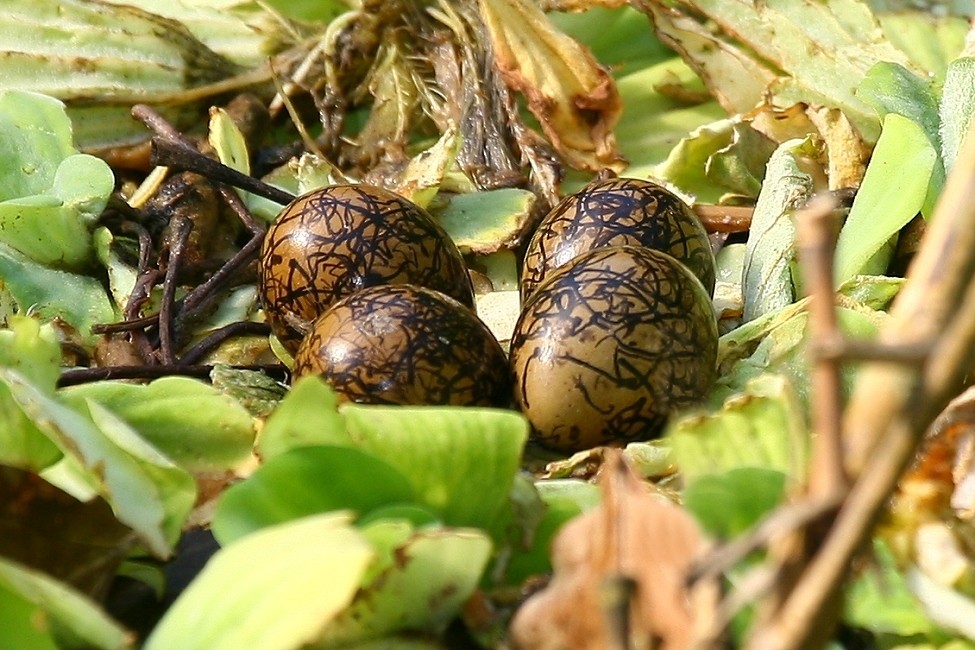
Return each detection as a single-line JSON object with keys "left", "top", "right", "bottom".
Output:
{"left": 510, "top": 451, "right": 714, "bottom": 650}
{"left": 0, "top": 467, "right": 135, "bottom": 600}
{"left": 478, "top": 0, "right": 624, "bottom": 172}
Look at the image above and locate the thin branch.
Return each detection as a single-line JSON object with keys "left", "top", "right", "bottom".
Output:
{"left": 177, "top": 321, "right": 271, "bottom": 366}
{"left": 56, "top": 363, "right": 288, "bottom": 388}
{"left": 687, "top": 495, "right": 843, "bottom": 585}
{"left": 796, "top": 194, "right": 847, "bottom": 499}
{"left": 150, "top": 138, "right": 295, "bottom": 206}
{"left": 158, "top": 216, "right": 193, "bottom": 364}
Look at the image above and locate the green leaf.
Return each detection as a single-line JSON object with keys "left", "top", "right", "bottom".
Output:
{"left": 61, "top": 376, "right": 257, "bottom": 473}
{"left": 616, "top": 59, "right": 727, "bottom": 179}
{"left": 314, "top": 524, "right": 493, "bottom": 646}
{"left": 3, "top": 370, "right": 196, "bottom": 557}
{"left": 208, "top": 107, "right": 250, "bottom": 175}
{"left": 834, "top": 113, "right": 937, "bottom": 284}
{"left": 845, "top": 539, "right": 949, "bottom": 641}
{"left": 742, "top": 137, "right": 818, "bottom": 322}
{"left": 502, "top": 479, "right": 601, "bottom": 584}
{"left": 939, "top": 57, "right": 975, "bottom": 175}
{"left": 653, "top": 118, "right": 774, "bottom": 202}
{"left": 256, "top": 376, "right": 350, "bottom": 460}
{"left": 668, "top": 374, "right": 809, "bottom": 482}
{"left": 342, "top": 405, "right": 529, "bottom": 532}
{"left": 0, "top": 556, "right": 132, "bottom": 650}
{"left": 0, "top": 91, "right": 113, "bottom": 269}
{"left": 435, "top": 188, "right": 538, "bottom": 255}
{"left": 146, "top": 513, "right": 374, "bottom": 650}
{"left": 0, "top": 316, "right": 60, "bottom": 394}
{"left": 0, "top": 241, "right": 116, "bottom": 345}
{"left": 857, "top": 61, "right": 941, "bottom": 146}
{"left": 878, "top": 13, "right": 968, "bottom": 77}
{"left": 683, "top": 467, "right": 786, "bottom": 538}
{"left": 212, "top": 446, "right": 417, "bottom": 545}
{"left": 0, "top": 91, "right": 76, "bottom": 199}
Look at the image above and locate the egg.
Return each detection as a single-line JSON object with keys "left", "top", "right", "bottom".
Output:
{"left": 520, "top": 177, "right": 715, "bottom": 301}
{"left": 292, "top": 284, "right": 510, "bottom": 407}
{"left": 259, "top": 184, "right": 474, "bottom": 351}
{"left": 509, "top": 245, "right": 718, "bottom": 451}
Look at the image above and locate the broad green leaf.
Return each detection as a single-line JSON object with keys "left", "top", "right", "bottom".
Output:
{"left": 0, "top": 241, "right": 116, "bottom": 346}
{"left": 845, "top": 539, "right": 953, "bottom": 642}
{"left": 836, "top": 274, "right": 904, "bottom": 311}
{"left": 0, "top": 91, "right": 75, "bottom": 199}
{"left": 834, "top": 113, "right": 937, "bottom": 284}
{"left": 717, "top": 305, "right": 883, "bottom": 407}
{"left": 638, "top": 0, "right": 915, "bottom": 142}
{"left": 0, "top": 91, "right": 113, "bottom": 269}
{"left": 260, "top": 0, "right": 347, "bottom": 22}
{"left": 342, "top": 405, "right": 529, "bottom": 532}
{"left": 857, "top": 61, "right": 941, "bottom": 147}
{"left": 668, "top": 374, "right": 808, "bottom": 482}
{"left": 256, "top": 376, "right": 350, "bottom": 460}
{"left": 3, "top": 370, "right": 196, "bottom": 557}
{"left": 653, "top": 118, "right": 774, "bottom": 202}
{"left": 653, "top": 119, "right": 734, "bottom": 201}
{"left": 208, "top": 365, "right": 287, "bottom": 419}
{"left": 0, "top": 556, "right": 132, "bottom": 650}
{"left": 551, "top": 4, "right": 674, "bottom": 79}
{"left": 356, "top": 504, "right": 441, "bottom": 529}
{"left": 940, "top": 57, "right": 975, "bottom": 175}
{"left": 211, "top": 445, "right": 417, "bottom": 545}
{"left": 61, "top": 376, "right": 256, "bottom": 472}
{"left": 146, "top": 513, "right": 373, "bottom": 650}
{"left": 633, "top": 0, "right": 776, "bottom": 115}
{"left": 742, "top": 137, "right": 818, "bottom": 322}
{"left": 502, "top": 479, "right": 601, "bottom": 584}
{"left": 0, "top": 317, "right": 60, "bottom": 395}
{"left": 878, "top": 13, "right": 968, "bottom": 77}
{"left": 683, "top": 467, "right": 787, "bottom": 538}
{"left": 313, "top": 526, "right": 492, "bottom": 646}
{"left": 436, "top": 188, "right": 537, "bottom": 255}
{"left": 616, "top": 58, "right": 727, "bottom": 178}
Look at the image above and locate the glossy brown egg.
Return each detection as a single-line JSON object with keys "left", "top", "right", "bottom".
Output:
{"left": 259, "top": 184, "right": 474, "bottom": 351}
{"left": 291, "top": 284, "right": 510, "bottom": 407}
{"left": 509, "top": 245, "right": 718, "bottom": 452}
{"left": 520, "top": 177, "right": 715, "bottom": 301}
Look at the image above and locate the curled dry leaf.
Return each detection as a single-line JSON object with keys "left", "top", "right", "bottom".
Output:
{"left": 478, "top": 0, "right": 624, "bottom": 172}
{"left": 510, "top": 450, "right": 715, "bottom": 650}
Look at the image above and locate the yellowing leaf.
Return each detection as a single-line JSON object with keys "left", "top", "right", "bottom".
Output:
{"left": 478, "top": 0, "right": 623, "bottom": 171}
{"left": 146, "top": 513, "right": 373, "bottom": 650}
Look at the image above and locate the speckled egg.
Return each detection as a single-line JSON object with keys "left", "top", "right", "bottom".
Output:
{"left": 259, "top": 184, "right": 474, "bottom": 351}
{"left": 509, "top": 245, "right": 718, "bottom": 452}
{"left": 520, "top": 177, "right": 715, "bottom": 301}
{"left": 291, "top": 284, "right": 510, "bottom": 407}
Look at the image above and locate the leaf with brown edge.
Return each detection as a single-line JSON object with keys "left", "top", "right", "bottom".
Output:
{"left": 510, "top": 450, "right": 716, "bottom": 650}
{"left": 477, "top": 0, "right": 624, "bottom": 172}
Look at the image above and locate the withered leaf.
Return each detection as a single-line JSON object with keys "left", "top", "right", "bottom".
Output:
{"left": 0, "top": 467, "right": 135, "bottom": 601}
{"left": 510, "top": 451, "right": 713, "bottom": 650}
{"left": 478, "top": 0, "right": 624, "bottom": 172}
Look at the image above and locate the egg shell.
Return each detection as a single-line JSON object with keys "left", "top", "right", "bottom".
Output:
{"left": 510, "top": 245, "right": 718, "bottom": 452}
{"left": 259, "top": 184, "right": 474, "bottom": 351}
{"left": 292, "top": 284, "right": 510, "bottom": 407}
{"left": 521, "top": 177, "right": 715, "bottom": 301}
